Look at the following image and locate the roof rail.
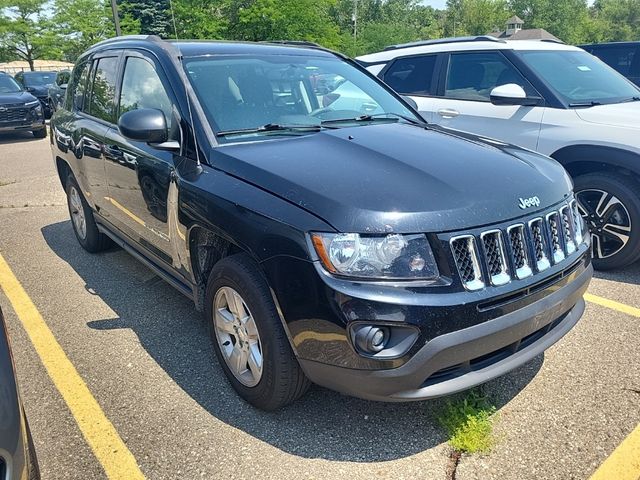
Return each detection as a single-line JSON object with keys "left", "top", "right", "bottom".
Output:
{"left": 540, "top": 38, "right": 565, "bottom": 44}
{"left": 262, "top": 40, "right": 322, "bottom": 48}
{"left": 383, "top": 35, "right": 505, "bottom": 51}
{"left": 90, "top": 35, "right": 164, "bottom": 49}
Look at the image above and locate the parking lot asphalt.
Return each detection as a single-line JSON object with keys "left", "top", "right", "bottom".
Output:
{"left": 0, "top": 130, "right": 638, "bottom": 480}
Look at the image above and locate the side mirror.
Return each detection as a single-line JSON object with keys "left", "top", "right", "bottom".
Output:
{"left": 490, "top": 83, "right": 540, "bottom": 106}
{"left": 118, "top": 108, "right": 168, "bottom": 143}
{"left": 402, "top": 95, "right": 419, "bottom": 110}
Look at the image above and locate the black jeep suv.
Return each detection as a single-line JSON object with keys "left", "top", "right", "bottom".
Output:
{"left": 50, "top": 36, "right": 592, "bottom": 410}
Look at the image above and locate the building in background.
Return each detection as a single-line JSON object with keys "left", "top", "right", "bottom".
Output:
{"left": 488, "top": 16, "right": 561, "bottom": 42}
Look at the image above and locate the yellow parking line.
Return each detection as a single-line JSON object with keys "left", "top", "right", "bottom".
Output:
{"left": 585, "top": 293, "right": 640, "bottom": 318}
{"left": 589, "top": 423, "right": 640, "bottom": 480}
{"left": 0, "top": 253, "right": 145, "bottom": 480}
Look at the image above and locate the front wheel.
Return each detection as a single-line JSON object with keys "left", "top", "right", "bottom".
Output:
{"left": 574, "top": 172, "right": 640, "bottom": 270}
{"left": 205, "top": 254, "right": 310, "bottom": 410}
{"left": 65, "top": 174, "right": 111, "bottom": 253}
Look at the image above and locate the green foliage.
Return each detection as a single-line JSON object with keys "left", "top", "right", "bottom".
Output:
{"left": 1, "top": 0, "right": 639, "bottom": 64}
{"left": 437, "top": 390, "right": 496, "bottom": 454}
{"left": 54, "top": 0, "right": 139, "bottom": 62}
{"left": 0, "top": 0, "right": 62, "bottom": 68}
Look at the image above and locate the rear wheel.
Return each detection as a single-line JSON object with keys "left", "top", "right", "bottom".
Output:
{"left": 65, "top": 174, "right": 111, "bottom": 253}
{"left": 574, "top": 172, "right": 640, "bottom": 270}
{"left": 205, "top": 254, "right": 310, "bottom": 410}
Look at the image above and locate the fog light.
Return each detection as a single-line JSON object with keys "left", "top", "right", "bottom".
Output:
{"left": 354, "top": 326, "right": 389, "bottom": 353}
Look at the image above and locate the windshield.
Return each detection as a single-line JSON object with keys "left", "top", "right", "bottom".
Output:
{"left": 0, "top": 75, "right": 22, "bottom": 93}
{"left": 184, "top": 54, "right": 417, "bottom": 140}
{"left": 23, "top": 72, "right": 56, "bottom": 86}
{"left": 518, "top": 50, "right": 640, "bottom": 105}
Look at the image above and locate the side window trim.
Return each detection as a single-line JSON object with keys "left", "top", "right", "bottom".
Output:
{"left": 117, "top": 49, "right": 181, "bottom": 137}
{"left": 82, "top": 51, "right": 124, "bottom": 126}
{"left": 440, "top": 50, "right": 541, "bottom": 103}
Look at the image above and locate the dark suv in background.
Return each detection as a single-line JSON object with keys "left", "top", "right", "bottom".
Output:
{"left": 48, "top": 70, "right": 70, "bottom": 113}
{"left": 0, "top": 72, "right": 46, "bottom": 138}
{"left": 51, "top": 36, "right": 592, "bottom": 410}
{"left": 14, "top": 71, "right": 57, "bottom": 118}
{"left": 581, "top": 42, "right": 639, "bottom": 86}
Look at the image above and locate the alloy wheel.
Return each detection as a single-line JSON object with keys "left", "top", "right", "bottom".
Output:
{"left": 69, "top": 186, "right": 87, "bottom": 240}
{"left": 576, "top": 189, "right": 631, "bottom": 259}
{"left": 213, "top": 286, "right": 263, "bottom": 387}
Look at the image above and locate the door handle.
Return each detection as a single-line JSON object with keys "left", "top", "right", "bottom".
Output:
{"left": 104, "top": 144, "right": 122, "bottom": 156}
{"left": 437, "top": 108, "right": 460, "bottom": 118}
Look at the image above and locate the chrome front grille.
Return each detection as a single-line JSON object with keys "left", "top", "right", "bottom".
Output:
{"left": 450, "top": 200, "right": 585, "bottom": 291}
{"left": 0, "top": 107, "right": 28, "bottom": 123}
{"left": 450, "top": 235, "right": 485, "bottom": 291}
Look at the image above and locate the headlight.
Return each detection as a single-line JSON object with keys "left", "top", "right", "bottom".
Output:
{"left": 311, "top": 232, "right": 439, "bottom": 280}
{"left": 25, "top": 100, "right": 40, "bottom": 107}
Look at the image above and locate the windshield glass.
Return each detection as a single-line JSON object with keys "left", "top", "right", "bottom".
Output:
{"left": 184, "top": 54, "right": 417, "bottom": 140}
{"left": 23, "top": 72, "right": 56, "bottom": 86}
{"left": 0, "top": 75, "right": 22, "bottom": 93}
{"left": 519, "top": 50, "right": 640, "bottom": 105}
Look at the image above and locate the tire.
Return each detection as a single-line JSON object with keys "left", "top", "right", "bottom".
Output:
{"left": 574, "top": 172, "right": 640, "bottom": 270}
{"left": 32, "top": 128, "right": 47, "bottom": 139}
{"left": 65, "top": 174, "right": 111, "bottom": 253}
{"left": 205, "top": 254, "right": 310, "bottom": 410}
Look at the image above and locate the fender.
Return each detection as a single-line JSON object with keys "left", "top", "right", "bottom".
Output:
{"left": 551, "top": 144, "right": 640, "bottom": 177}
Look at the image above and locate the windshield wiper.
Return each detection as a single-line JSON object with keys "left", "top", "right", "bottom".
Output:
{"left": 217, "top": 123, "right": 334, "bottom": 137}
{"left": 617, "top": 96, "right": 640, "bottom": 103}
{"left": 568, "top": 101, "right": 602, "bottom": 108}
{"left": 321, "top": 112, "right": 428, "bottom": 128}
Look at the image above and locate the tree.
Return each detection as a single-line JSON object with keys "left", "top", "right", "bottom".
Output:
{"left": 119, "top": 0, "right": 171, "bottom": 37}
{"left": 226, "top": 0, "right": 341, "bottom": 48}
{"left": 0, "top": 0, "right": 61, "bottom": 69}
{"left": 172, "top": 0, "right": 228, "bottom": 39}
{"left": 54, "top": 0, "right": 140, "bottom": 62}
{"left": 508, "top": 0, "right": 590, "bottom": 44}
{"left": 591, "top": 0, "right": 640, "bottom": 41}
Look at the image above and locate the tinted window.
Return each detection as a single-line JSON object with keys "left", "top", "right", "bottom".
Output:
{"left": 88, "top": 57, "right": 119, "bottom": 122}
{"left": 519, "top": 50, "right": 640, "bottom": 104}
{"left": 56, "top": 71, "right": 70, "bottom": 86}
{"left": 23, "top": 72, "right": 56, "bottom": 86}
{"left": 119, "top": 57, "right": 173, "bottom": 128}
{"left": 383, "top": 55, "right": 437, "bottom": 95}
{"left": 589, "top": 46, "right": 637, "bottom": 76}
{"left": 67, "top": 61, "right": 89, "bottom": 111}
{"left": 0, "top": 75, "right": 22, "bottom": 93}
{"left": 445, "top": 52, "right": 534, "bottom": 101}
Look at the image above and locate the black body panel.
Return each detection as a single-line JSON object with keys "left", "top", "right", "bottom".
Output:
{"left": 50, "top": 36, "right": 591, "bottom": 402}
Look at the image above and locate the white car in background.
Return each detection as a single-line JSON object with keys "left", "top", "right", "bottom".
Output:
{"left": 358, "top": 36, "right": 640, "bottom": 270}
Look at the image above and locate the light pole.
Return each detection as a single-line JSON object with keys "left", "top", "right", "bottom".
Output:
{"left": 110, "top": 0, "right": 122, "bottom": 36}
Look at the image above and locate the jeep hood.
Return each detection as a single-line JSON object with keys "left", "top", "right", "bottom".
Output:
{"left": 213, "top": 123, "right": 573, "bottom": 233}
{"left": 574, "top": 102, "right": 640, "bottom": 129}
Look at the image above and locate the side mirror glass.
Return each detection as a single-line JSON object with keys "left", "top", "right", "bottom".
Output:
{"left": 490, "top": 83, "right": 539, "bottom": 106}
{"left": 118, "top": 108, "right": 169, "bottom": 144}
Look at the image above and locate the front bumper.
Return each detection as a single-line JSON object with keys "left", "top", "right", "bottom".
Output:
{"left": 0, "top": 121, "right": 44, "bottom": 133}
{"left": 298, "top": 259, "right": 592, "bottom": 401}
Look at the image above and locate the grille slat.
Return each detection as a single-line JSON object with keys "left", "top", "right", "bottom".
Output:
{"left": 450, "top": 235, "right": 485, "bottom": 291}
{"left": 0, "top": 107, "right": 29, "bottom": 123}
{"left": 451, "top": 201, "right": 583, "bottom": 291}
{"left": 481, "top": 230, "right": 510, "bottom": 286}
{"left": 546, "top": 212, "right": 566, "bottom": 264}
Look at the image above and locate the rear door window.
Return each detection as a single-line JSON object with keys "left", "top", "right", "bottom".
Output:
{"left": 87, "top": 56, "right": 119, "bottom": 123}
{"left": 382, "top": 55, "right": 437, "bottom": 95}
